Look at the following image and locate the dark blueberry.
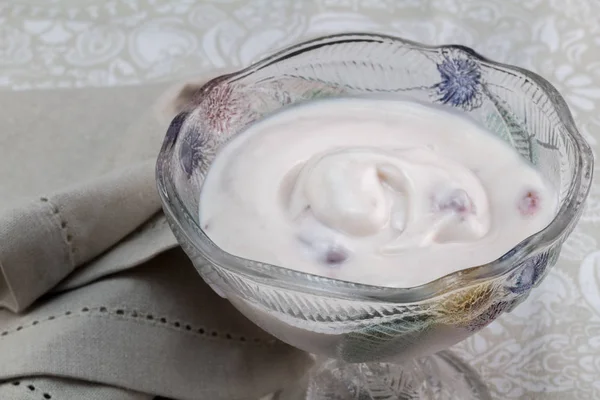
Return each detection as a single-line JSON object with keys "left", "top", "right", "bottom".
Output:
{"left": 434, "top": 188, "right": 473, "bottom": 215}
{"left": 297, "top": 230, "right": 349, "bottom": 266}
{"left": 323, "top": 246, "right": 349, "bottom": 265}
{"left": 435, "top": 55, "right": 482, "bottom": 110}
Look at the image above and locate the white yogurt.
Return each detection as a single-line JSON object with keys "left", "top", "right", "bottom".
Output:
{"left": 198, "top": 98, "right": 557, "bottom": 287}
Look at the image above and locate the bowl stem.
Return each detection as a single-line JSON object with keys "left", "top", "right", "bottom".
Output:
{"left": 271, "top": 351, "right": 491, "bottom": 400}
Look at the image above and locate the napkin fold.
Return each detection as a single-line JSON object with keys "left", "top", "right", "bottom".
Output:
{"left": 0, "top": 78, "right": 312, "bottom": 399}
{"left": 0, "top": 161, "right": 161, "bottom": 312}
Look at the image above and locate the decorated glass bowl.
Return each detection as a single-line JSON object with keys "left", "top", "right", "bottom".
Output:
{"left": 156, "top": 33, "right": 593, "bottom": 400}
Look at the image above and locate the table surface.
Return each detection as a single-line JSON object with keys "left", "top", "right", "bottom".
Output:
{"left": 2, "top": 1, "right": 599, "bottom": 399}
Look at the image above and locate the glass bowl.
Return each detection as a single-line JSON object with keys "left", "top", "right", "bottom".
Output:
{"left": 156, "top": 33, "right": 593, "bottom": 400}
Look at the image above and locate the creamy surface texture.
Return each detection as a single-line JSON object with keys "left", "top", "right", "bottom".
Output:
{"left": 199, "top": 98, "right": 558, "bottom": 287}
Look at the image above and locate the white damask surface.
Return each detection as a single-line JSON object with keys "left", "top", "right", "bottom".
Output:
{"left": 1, "top": 0, "right": 599, "bottom": 399}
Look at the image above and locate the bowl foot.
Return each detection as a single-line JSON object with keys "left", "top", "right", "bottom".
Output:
{"left": 273, "top": 351, "right": 491, "bottom": 400}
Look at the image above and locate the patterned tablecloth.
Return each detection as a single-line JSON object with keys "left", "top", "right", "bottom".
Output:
{"left": 1, "top": 1, "right": 599, "bottom": 399}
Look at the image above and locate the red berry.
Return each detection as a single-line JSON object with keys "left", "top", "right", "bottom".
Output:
{"left": 518, "top": 190, "right": 540, "bottom": 216}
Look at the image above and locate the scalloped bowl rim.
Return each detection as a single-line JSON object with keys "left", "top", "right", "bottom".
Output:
{"left": 156, "top": 32, "right": 594, "bottom": 303}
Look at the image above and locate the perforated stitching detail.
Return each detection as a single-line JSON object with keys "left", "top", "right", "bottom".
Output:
{"left": 0, "top": 307, "right": 276, "bottom": 346}
{"left": 40, "top": 196, "right": 75, "bottom": 267}
{"left": 6, "top": 381, "right": 52, "bottom": 399}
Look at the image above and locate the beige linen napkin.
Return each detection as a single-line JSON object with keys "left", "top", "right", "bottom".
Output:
{"left": 0, "top": 80, "right": 312, "bottom": 399}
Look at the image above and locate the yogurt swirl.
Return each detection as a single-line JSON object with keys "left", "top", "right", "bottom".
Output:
{"left": 289, "top": 147, "right": 490, "bottom": 250}
{"left": 199, "top": 98, "right": 557, "bottom": 287}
